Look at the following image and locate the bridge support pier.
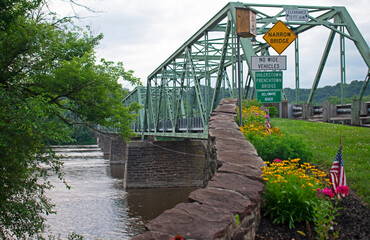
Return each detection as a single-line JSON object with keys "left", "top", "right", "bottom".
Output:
{"left": 125, "top": 139, "right": 207, "bottom": 188}
{"left": 95, "top": 131, "right": 208, "bottom": 188}
{"left": 109, "top": 134, "right": 127, "bottom": 179}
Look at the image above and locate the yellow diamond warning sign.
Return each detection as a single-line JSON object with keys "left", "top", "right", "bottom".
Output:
{"left": 263, "top": 20, "right": 297, "bottom": 54}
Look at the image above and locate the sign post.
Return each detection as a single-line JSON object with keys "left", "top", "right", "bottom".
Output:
{"left": 236, "top": 8, "right": 256, "bottom": 126}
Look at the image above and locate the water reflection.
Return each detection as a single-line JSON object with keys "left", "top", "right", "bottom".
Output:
{"left": 45, "top": 145, "right": 198, "bottom": 239}
{"left": 126, "top": 187, "right": 199, "bottom": 223}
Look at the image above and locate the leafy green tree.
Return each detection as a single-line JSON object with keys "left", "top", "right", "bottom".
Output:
{"left": 0, "top": 0, "right": 141, "bottom": 238}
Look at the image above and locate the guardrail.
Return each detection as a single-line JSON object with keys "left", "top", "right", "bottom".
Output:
{"left": 131, "top": 116, "right": 204, "bottom": 133}
{"left": 291, "top": 100, "right": 370, "bottom": 127}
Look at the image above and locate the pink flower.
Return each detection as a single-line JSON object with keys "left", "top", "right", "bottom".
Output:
{"left": 335, "top": 185, "right": 349, "bottom": 195}
{"left": 321, "top": 188, "right": 335, "bottom": 199}
{"left": 273, "top": 159, "right": 282, "bottom": 163}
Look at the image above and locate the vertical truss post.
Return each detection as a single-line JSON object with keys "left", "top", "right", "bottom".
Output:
{"left": 359, "top": 71, "right": 369, "bottom": 101}
{"left": 340, "top": 25, "right": 346, "bottom": 105}
{"left": 205, "top": 31, "right": 212, "bottom": 118}
{"left": 172, "top": 60, "right": 177, "bottom": 132}
{"left": 243, "top": 71, "right": 251, "bottom": 99}
{"left": 187, "top": 47, "right": 207, "bottom": 127}
{"left": 186, "top": 62, "right": 191, "bottom": 133}
{"left": 173, "top": 58, "right": 187, "bottom": 132}
{"left": 232, "top": 20, "right": 237, "bottom": 91}
{"left": 244, "top": 73, "right": 252, "bottom": 99}
{"left": 211, "top": 19, "right": 232, "bottom": 111}
{"left": 295, "top": 36, "right": 300, "bottom": 103}
{"left": 156, "top": 70, "right": 166, "bottom": 132}
{"left": 224, "top": 68, "right": 234, "bottom": 97}
{"left": 237, "top": 35, "right": 242, "bottom": 126}
{"left": 143, "top": 81, "right": 152, "bottom": 134}
{"left": 136, "top": 86, "right": 144, "bottom": 131}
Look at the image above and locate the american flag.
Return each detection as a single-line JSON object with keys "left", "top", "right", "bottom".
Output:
{"left": 329, "top": 145, "right": 347, "bottom": 199}
{"left": 265, "top": 111, "right": 271, "bottom": 133}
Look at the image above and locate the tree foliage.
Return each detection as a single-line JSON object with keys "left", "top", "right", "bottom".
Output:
{"left": 284, "top": 80, "right": 370, "bottom": 104}
{"left": 0, "top": 0, "right": 141, "bottom": 238}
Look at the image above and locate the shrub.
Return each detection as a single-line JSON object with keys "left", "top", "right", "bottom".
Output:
{"left": 250, "top": 134, "right": 313, "bottom": 164}
{"left": 266, "top": 106, "right": 279, "bottom": 118}
{"left": 238, "top": 105, "right": 281, "bottom": 139}
{"left": 261, "top": 159, "right": 331, "bottom": 228}
{"left": 242, "top": 99, "right": 263, "bottom": 108}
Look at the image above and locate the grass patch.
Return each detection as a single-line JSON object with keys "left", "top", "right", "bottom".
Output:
{"left": 271, "top": 118, "right": 370, "bottom": 204}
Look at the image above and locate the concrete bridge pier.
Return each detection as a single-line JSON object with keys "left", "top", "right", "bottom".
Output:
{"left": 109, "top": 134, "right": 127, "bottom": 179}
{"left": 95, "top": 131, "right": 208, "bottom": 188}
{"left": 95, "top": 132, "right": 113, "bottom": 159}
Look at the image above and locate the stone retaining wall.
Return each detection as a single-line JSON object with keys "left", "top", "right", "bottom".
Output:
{"left": 133, "top": 99, "right": 265, "bottom": 240}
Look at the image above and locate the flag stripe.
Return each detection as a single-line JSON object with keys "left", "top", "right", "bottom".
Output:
{"left": 329, "top": 145, "right": 347, "bottom": 199}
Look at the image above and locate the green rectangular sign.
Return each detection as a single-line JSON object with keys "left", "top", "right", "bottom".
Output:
{"left": 257, "top": 90, "right": 281, "bottom": 103}
{"left": 255, "top": 71, "right": 283, "bottom": 90}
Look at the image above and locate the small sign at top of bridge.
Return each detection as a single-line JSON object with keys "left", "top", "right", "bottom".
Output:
{"left": 263, "top": 20, "right": 297, "bottom": 55}
{"left": 286, "top": 9, "right": 309, "bottom": 22}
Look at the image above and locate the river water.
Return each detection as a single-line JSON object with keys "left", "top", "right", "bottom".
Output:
{"left": 45, "top": 145, "right": 198, "bottom": 239}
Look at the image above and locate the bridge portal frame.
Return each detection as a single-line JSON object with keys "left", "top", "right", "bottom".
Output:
{"left": 123, "top": 2, "right": 369, "bottom": 139}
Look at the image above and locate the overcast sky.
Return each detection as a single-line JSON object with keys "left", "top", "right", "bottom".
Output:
{"left": 50, "top": 0, "right": 369, "bottom": 89}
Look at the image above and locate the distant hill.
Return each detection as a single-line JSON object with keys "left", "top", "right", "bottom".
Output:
{"left": 283, "top": 80, "right": 369, "bottom": 104}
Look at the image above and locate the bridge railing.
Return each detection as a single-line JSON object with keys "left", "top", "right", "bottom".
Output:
{"left": 291, "top": 100, "right": 370, "bottom": 127}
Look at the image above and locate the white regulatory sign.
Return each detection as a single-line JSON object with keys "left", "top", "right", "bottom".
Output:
{"left": 251, "top": 56, "right": 287, "bottom": 70}
{"left": 286, "top": 9, "right": 309, "bottom": 22}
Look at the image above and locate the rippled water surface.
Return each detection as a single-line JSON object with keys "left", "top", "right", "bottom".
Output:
{"left": 45, "top": 145, "right": 197, "bottom": 239}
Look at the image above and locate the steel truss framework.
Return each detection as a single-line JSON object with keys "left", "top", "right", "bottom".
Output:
{"left": 123, "top": 2, "right": 369, "bottom": 139}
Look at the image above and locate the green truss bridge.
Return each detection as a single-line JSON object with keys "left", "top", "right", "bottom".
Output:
{"left": 122, "top": 2, "right": 369, "bottom": 140}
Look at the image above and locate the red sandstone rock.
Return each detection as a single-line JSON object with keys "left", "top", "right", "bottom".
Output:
{"left": 216, "top": 150, "right": 263, "bottom": 167}
{"left": 146, "top": 202, "right": 234, "bottom": 240}
{"left": 131, "top": 231, "right": 173, "bottom": 240}
{"left": 217, "top": 162, "right": 264, "bottom": 183}
{"left": 207, "top": 172, "right": 264, "bottom": 204}
{"left": 209, "top": 114, "right": 236, "bottom": 122}
{"left": 188, "top": 188, "right": 254, "bottom": 218}
{"left": 213, "top": 104, "right": 237, "bottom": 114}
{"left": 209, "top": 128, "right": 244, "bottom": 140}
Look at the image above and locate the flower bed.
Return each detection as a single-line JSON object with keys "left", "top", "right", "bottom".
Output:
{"left": 239, "top": 99, "right": 350, "bottom": 239}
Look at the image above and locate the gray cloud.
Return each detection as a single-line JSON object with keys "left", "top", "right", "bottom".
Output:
{"left": 51, "top": 0, "right": 369, "bottom": 89}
